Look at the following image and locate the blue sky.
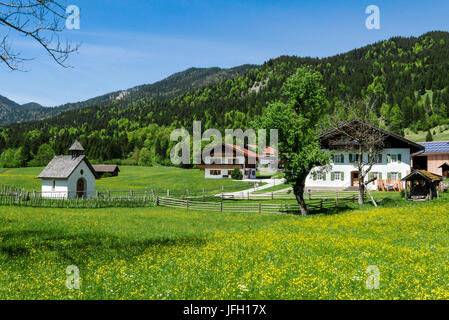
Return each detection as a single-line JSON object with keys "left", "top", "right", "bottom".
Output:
{"left": 2, "top": 0, "right": 449, "bottom": 106}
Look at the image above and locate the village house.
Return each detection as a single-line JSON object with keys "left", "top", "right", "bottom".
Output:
{"left": 246, "top": 144, "right": 279, "bottom": 172}
{"left": 412, "top": 141, "right": 449, "bottom": 178}
{"left": 306, "top": 121, "right": 425, "bottom": 191}
{"left": 38, "top": 141, "right": 99, "bottom": 198}
{"left": 198, "top": 143, "right": 259, "bottom": 179}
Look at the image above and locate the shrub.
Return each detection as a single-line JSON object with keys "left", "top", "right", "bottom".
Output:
{"left": 231, "top": 168, "right": 243, "bottom": 180}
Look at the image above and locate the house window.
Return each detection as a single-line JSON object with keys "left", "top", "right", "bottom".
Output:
{"left": 333, "top": 154, "right": 344, "bottom": 164}
{"left": 390, "top": 172, "right": 399, "bottom": 180}
{"left": 334, "top": 172, "right": 342, "bottom": 181}
{"left": 349, "top": 154, "right": 360, "bottom": 163}
{"left": 210, "top": 170, "right": 221, "bottom": 176}
{"left": 316, "top": 172, "right": 323, "bottom": 181}
{"left": 376, "top": 154, "right": 383, "bottom": 163}
{"left": 387, "top": 154, "right": 402, "bottom": 163}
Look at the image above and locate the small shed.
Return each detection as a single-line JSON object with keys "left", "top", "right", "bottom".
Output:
{"left": 92, "top": 165, "right": 120, "bottom": 177}
{"left": 402, "top": 170, "right": 442, "bottom": 201}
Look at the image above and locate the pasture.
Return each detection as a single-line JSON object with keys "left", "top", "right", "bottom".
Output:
{"left": 0, "top": 166, "right": 252, "bottom": 195}
{"left": 1, "top": 195, "right": 449, "bottom": 299}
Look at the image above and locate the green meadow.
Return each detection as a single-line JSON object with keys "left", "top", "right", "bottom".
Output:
{"left": 0, "top": 166, "right": 252, "bottom": 194}
{"left": 1, "top": 196, "right": 449, "bottom": 299}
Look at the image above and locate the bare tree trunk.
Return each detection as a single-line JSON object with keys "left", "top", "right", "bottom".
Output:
{"left": 358, "top": 176, "right": 365, "bottom": 205}
{"left": 293, "top": 180, "right": 309, "bottom": 215}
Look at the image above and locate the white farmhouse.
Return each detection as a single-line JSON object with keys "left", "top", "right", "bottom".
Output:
{"left": 306, "top": 120, "right": 425, "bottom": 191}
{"left": 198, "top": 143, "right": 259, "bottom": 179}
{"left": 38, "top": 141, "right": 99, "bottom": 198}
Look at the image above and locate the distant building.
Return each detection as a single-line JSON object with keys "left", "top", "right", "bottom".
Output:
{"left": 197, "top": 143, "right": 259, "bottom": 179}
{"left": 412, "top": 141, "right": 449, "bottom": 178}
{"left": 38, "top": 141, "right": 99, "bottom": 198}
{"left": 92, "top": 165, "right": 120, "bottom": 177}
{"left": 246, "top": 144, "right": 279, "bottom": 172}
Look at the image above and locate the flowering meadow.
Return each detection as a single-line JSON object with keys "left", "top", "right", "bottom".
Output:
{"left": 1, "top": 197, "right": 449, "bottom": 300}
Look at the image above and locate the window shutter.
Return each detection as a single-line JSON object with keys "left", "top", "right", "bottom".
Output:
{"left": 387, "top": 172, "right": 391, "bottom": 180}
{"left": 378, "top": 154, "right": 382, "bottom": 163}
{"left": 398, "top": 154, "right": 402, "bottom": 163}
{"left": 398, "top": 173, "right": 402, "bottom": 180}
{"left": 323, "top": 173, "right": 326, "bottom": 181}
{"left": 331, "top": 172, "right": 335, "bottom": 181}
{"left": 313, "top": 172, "right": 317, "bottom": 181}
{"left": 349, "top": 154, "right": 353, "bottom": 162}
{"left": 341, "top": 172, "right": 344, "bottom": 181}
{"left": 387, "top": 154, "right": 391, "bottom": 163}
{"left": 378, "top": 172, "right": 382, "bottom": 180}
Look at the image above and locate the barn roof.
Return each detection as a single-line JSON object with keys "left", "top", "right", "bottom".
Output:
{"left": 402, "top": 169, "right": 442, "bottom": 182}
{"left": 92, "top": 165, "right": 120, "bottom": 173}
{"left": 69, "top": 140, "right": 85, "bottom": 152}
{"left": 38, "top": 155, "right": 99, "bottom": 179}
{"left": 414, "top": 141, "right": 449, "bottom": 155}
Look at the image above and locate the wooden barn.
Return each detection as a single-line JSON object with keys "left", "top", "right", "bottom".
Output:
{"left": 92, "top": 165, "right": 120, "bottom": 177}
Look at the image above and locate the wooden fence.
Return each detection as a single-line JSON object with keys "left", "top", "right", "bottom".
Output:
{"left": 0, "top": 191, "right": 154, "bottom": 208}
{"left": 157, "top": 193, "right": 359, "bottom": 214}
{"left": 216, "top": 190, "right": 360, "bottom": 201}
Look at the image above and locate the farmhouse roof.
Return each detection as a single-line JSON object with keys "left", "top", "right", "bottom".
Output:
{"left": 320, "top": 119, "right": 425, "bottom": 154}
{"left": 413, "top": 141, "right": 449, "bottom": 156}
{"left": 38, "top": 155, "right": 99, "bottom": 179}
{"left": 401, "top": 169, "right": 442, "bottom": 182}
{"left": 69, "top": 140, "right": 85, "bottom": 152}
{"left": 92, "top": 164, "right": 120, "bottom": 173}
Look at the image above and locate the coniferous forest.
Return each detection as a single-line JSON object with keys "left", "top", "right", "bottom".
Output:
{"left": 2, "top": 31, "right": 449, "bottom": 167}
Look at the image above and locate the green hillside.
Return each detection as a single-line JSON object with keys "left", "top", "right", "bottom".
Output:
{"left": 0, "top": 65, "right": 254, "bottom": 126}
{"left": 3, "top": 31, "right": 449, "bottom": 166}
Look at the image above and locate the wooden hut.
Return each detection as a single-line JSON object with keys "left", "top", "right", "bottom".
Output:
{"left": 402, "top": 170, "right": 442, "bottom": 201}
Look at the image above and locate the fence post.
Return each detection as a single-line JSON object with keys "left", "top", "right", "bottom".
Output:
{"left": 259, "top": 203, "right": 262, "bottom": 214}
{"left": 272, "top": 192, "right": 274, "bottom": 200}
{"left": 220, "top": 201, "right": 223, "bottom": 213}
{"left": 167, "top": 189, "right": 170, "bottom": 197}
{"left": 202, "top": 188, "right": 205, "bottom": 201}
{"left": 308, "top": 189, "right": 312, "bottom": 200}
{"left": 320, "top": 199, "right": 323, "bottom": 210}
{"left": 336, "top": 191, "right": 339, "bottom": 206}
{"left": 352, "top": 194, "right": 355, "bottom": 203}
{"left": 187, "top": 200, "right": 190, "bottom": 210}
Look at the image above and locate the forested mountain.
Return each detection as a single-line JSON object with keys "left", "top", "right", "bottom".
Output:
{"left": 0, "top": 95, "right": 47, "bottom": 125}
{"left": 2, "top": 31, "right": 449, "bottom": 168}
{"left": 0, "top": 65, "right": 254, "bottom": 126}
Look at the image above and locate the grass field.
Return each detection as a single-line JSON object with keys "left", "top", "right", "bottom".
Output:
{"left": 1, "top": 194, "right": 449, "bottom": 300}
{"left": 0, "top": 166, "right": 252, "bottom": 195}
{"left": 404, "top": 125, "right": 449, "bottom": 142}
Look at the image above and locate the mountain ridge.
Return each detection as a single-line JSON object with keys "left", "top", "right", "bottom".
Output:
{"left": 0, "top": 64, "right": 255, "bottom": 126}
